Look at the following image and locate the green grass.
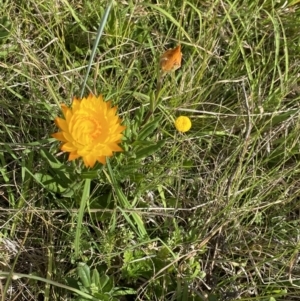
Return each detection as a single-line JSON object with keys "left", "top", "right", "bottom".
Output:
{"left": 1, "top": 0, "right": 300, "bottom": 300}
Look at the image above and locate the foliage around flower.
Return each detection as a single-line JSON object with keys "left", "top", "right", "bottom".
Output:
{"left": 52, "top": 94, "right": 126, "bottom": 168}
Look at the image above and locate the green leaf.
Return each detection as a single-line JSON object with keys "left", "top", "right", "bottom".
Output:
{"left": 79, "top": 0, "right": 113, "bottom": 97}
{"left": 134, "top": 140, "right": 166, "bottom": 161}
{"left": 123, "top": 250, "right": 133, "bottom": 264}
{"left": 149, "top": 90, "right": 155, "bottom": 112}
{"left": 136, "top": 105, "right": 145, "bottom": 124}
{"left": 132, "top": 92, "right": 150, "bottom": 102}
{"left": 119, "top": 164, "right": 141, "bottom": 176}
{"left": 99, "top": 274, "right": 112, "bottom": 292}
{"left": 207, "top": 294, "right": 219, "bottom": 301}
{"left": 40, "top": 148, "right": 67, "bottom": 169}
{"left": 132, "top": 140, "right": 158, "bottom": 148}
{"left": 112, "top": 287, "right": 137, "bottom": 296}
{"left": 106, "top": 159, "right": 148, "bottom": 239}
{"left": 81, "top": 170, "right": 100, "bottom": 179}
{"left": 142, "top": 3, "right": 190, "bottom": 42}
{"left": 91, "top": 269, "right": 100, "bottom": 288}
{"left": 93, "top": 292, "right": 109, "bottom": 300}
{"left": 34, "top": 173, "right": 66, "bottom": 193}
{"left": 61, "top": 180, "right": 83, "bottom": 198}
{"left": 77, "top": 263, "right": 91, "bottom": 288}
{"left": 0, "top": 16, "right": 11, "bottom": 41}
{"left": 74, "top": 180, "right": 91, "bottom": 258}
{"left": 138, "top": 115, "right": 162, "bottom": 141}
{"left": 65, "top": 277, "right": 81, "bottom": 290}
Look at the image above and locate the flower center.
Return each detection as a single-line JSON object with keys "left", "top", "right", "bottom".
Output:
{"left": 84, "top": 117, "right": 102, "bottom": 139}
{"left": 73, "top": 115, "right": 103, "bottom": 145}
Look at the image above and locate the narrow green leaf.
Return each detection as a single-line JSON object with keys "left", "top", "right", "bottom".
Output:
{"left": 112, "top": 288, "right": 137, "bottom": 296}
{"left": 142, "top": 3, "right": 191, "bottom": 42}
{"left": 138, "top": 115, "right": 162, "bottom": 141}
{"left": 91, "top": 269, "right": 101, "bottom": 287}
{"left": 105, "top": 160, "right": 148, "bottom": 238}
{"left": 135, "top": 104, "right": 145, "bottom": 124}
{"left": 80, "top": 0, "right": 114, "bottom": 97}
{"left": 74, "top": 179, "right": 91, "bottom": 258}
{"left": 135, "top": 140, "right": 166, "bottom": 160}
{"left": 0, "top": 16, "right": 12, "bottom": 40}
{"left": 149, "top": 90, "right": 155, "bottom": 112}
{"left": 119, "top": 163, "right": 141, "bottom": 176}
{"left": 81, "top": 170, "right": 100, "bottom": 179}
{"left": 60, "top": 0, "right": 88, "bottom": 32}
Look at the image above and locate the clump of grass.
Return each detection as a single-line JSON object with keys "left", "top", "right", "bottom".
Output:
{"left": 1, "top": 1, "right": 300, "bottom": 301}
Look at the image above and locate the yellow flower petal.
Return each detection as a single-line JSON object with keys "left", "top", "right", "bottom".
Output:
{"left": 83, "top": 154, "right": 97, "bottom": 168}
{"left": 52, "top": 94, "right": 126, "bottom": 168}
{"left": 97, "top": 156, "right": 106, "bottom": 165}
{"left": 61, "top": 104, "right": 69, "bottom": 118}
{"left": 68, "top": 152, "right": 80, "bottom": 161}
{"left": 52, "top": 132, "right": 67, "bottom": 142}
{"left": 54, "top": 117, "right": 68, "bottom": 132}
{"left": 61, "top": 142, "right": 77, "bottom": 152}
{"left": 175, "top": 116, "right": 192, "bottom": 133}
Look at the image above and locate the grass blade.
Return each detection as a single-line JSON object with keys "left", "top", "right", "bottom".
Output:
{"left": 80, "top": 0, "right": 114, "bottom": 97}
